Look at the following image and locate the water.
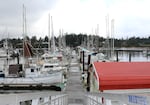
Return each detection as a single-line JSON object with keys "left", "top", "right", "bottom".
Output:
{"left": 117, "top": 51, "right": 150, "bottom": 62}
{"left": 0, "top": 50, "right": 149, "bottom": 68}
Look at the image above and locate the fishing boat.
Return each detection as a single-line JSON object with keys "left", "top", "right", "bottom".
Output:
{"left": 0, "top": 5, "right": 65, "bottom": 91}
{"left": 0, "top": 39, "right": 64, "bottom": 90}
{"left": 0, "top": 63, "right": 63, "bottom": 85}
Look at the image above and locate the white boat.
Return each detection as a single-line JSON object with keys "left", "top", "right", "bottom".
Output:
{"left": 0, "top": 50, "right": 64, "bottom": 89}
{"left": 40, "top": 15, "right": 69, "bottom": 67}
{"left": 0, "top": 63, "right": 63, "bottom": 86}
{"left": 0, "top": 6, "right": 65, "bottom": 90}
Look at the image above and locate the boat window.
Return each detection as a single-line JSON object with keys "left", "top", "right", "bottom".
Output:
{"left": 44, "top": 66, "right": 53, "bottom": 68}
{"left": 31, "top": 69, "right": 34, "bottom": 72}
{"left": 36, "top": 68, "right": 39, "bottom": 71}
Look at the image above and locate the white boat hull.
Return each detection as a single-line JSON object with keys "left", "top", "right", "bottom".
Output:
{"left": 0, "top": 71, "right": 63, "bottom": 85}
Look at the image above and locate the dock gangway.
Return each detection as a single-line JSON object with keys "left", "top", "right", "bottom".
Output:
{"left": 0, "top": 91, "right": 150, "bottom": 105}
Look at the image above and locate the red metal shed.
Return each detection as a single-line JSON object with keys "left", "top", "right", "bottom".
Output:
{"left": 93, "top": 62, "right": 150, "bottom": 91}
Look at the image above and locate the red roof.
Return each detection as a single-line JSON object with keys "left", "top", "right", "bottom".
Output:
{"left": 93, "top": 62, "right": 150, "bottom": 91}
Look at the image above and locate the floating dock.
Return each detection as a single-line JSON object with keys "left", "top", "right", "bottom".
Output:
{"left": 66, "top": 56, "right": 85, "bottom": 105}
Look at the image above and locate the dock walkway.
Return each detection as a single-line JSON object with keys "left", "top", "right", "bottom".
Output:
{"left": 1, "top": 54, "right": 150, "bottom": 105}
{"left": 65, "top": 57, "right": 85, "bottom": 105}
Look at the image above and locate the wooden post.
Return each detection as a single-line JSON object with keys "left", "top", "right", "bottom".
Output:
{"left": 86, "top": 54, "right": 91, "bottom": 91}
{"left": 116, "top": 50, "right": 119, "bottom": 62}
{"left": 17, "top": 53, "right": 19, "bottom": 64}
{"left": 80, "top": 51, "right": 82, "bottom": 63}
{"left": 88, "top": 55, "right": 91, "bottom": 65}
{"left": 87, "top": 70, "right": 90, "bottom": 92}
{"left": 82, "top": 51, "right": 85, "bottom": 71}
{"left": 129, "top": 51, "right": 131, "bottom": 62}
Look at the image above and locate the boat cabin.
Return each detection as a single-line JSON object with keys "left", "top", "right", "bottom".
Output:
{"left": 25, "top": 64, "right": 40, "bottom": 78}
{"left": 8, "top": 64, "right": 23, "bottom": 77}
{"left": 41, "top": 63, "right": 61, "bottom": 72}
{"left": 41, "top": 52, "right": 63, "bottom": 62}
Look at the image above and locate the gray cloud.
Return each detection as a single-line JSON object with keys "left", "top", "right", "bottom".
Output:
{"left": 0, "top": 0, "right": 150, "bottom": 39}
{"left": 0, "top": 0, "right": 58, "bottom": 39}
{"left": 115, "top": 16, "right": 150, "bottom": 38}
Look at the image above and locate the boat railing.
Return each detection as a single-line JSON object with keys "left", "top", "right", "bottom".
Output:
{"left": 84, "top": 92, "right": 150, "bottom": 105}
{"left": 0, "top": 91, "right": 68, "bottom": 105}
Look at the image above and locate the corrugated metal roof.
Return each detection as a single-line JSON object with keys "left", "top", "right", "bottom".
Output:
{"left": 93, "top": 62, "right": 150, "bottom": 90}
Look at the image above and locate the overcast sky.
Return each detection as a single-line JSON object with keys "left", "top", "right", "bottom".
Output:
{"left": 0, "top": 0, "right": 150, "bottom": 39}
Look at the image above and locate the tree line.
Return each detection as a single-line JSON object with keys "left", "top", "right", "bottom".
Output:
{"left": 1, "top": 33, "right": 150, "bottom": 49}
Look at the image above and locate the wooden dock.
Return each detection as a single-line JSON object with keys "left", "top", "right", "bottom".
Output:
{"left": 65, "top": 57, "right": 85, "bottom": 105}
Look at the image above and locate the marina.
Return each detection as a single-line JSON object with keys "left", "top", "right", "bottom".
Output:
{"left": 0, "top": 48, "right": 150, "bottom": 105}
{"left": 1, "top": 1, "right": 150, "bottom": 105}
{"left": 1, "top": 52, "right": 150, "bottom": 105}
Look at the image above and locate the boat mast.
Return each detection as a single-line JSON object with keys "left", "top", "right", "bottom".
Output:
{"left": 94, "top": 24, "right": 99, "bottom": 49}
{"left": 105, "top": 14, "right": 111, "bottom": 58}
{"left": 23, "top": 4, "right": 25, "bottom": 58}
{"left": 111, "top": 19, "right": 115, "bottom": 57}
{"left": 62, "top": 29, "right": 66, "bottom": 48}
{"left": 23, "top": 4, "right": 27, "bottom": 58}
{"left": 59, "top": 29, "right": 62, "bottom": 49}
{"left": 51, "top": 16, "right": 55, "bottom": 54}
{"left": 87, "top": 35, "right": 90, "bottom": 50}
{"left": 48, "top": 13, "right": 51, "bottom": 52}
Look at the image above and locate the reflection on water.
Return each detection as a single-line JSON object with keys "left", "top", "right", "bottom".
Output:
{"left": 0, "top": 51, "right": 150, "bottom": 68}
{"left": 117, "top": 51, "right": 150, "bottom": 62}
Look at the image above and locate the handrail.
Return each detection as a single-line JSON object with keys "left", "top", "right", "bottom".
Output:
{"left": 0, "top": 91, "right": 68, "bottom": 105}
{"left": 40, "top": 94, "right": 68, "bottom": 105}
{"left": 84, "top": 92, "right": 150, "bottom": 105}
{"left": 1, "top": 91, "right": 150, "bottom": 105}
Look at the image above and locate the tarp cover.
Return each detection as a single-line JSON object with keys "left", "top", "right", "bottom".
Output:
{"left": 93, "top": 62, "right": 150, "bottom": 91}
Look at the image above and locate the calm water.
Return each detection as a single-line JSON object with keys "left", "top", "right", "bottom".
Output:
{"left": 117, "top": 51, "right": 150, "bottom": 62}
{"left": 0, "top": 51, "right": 150, "bottom": 68}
